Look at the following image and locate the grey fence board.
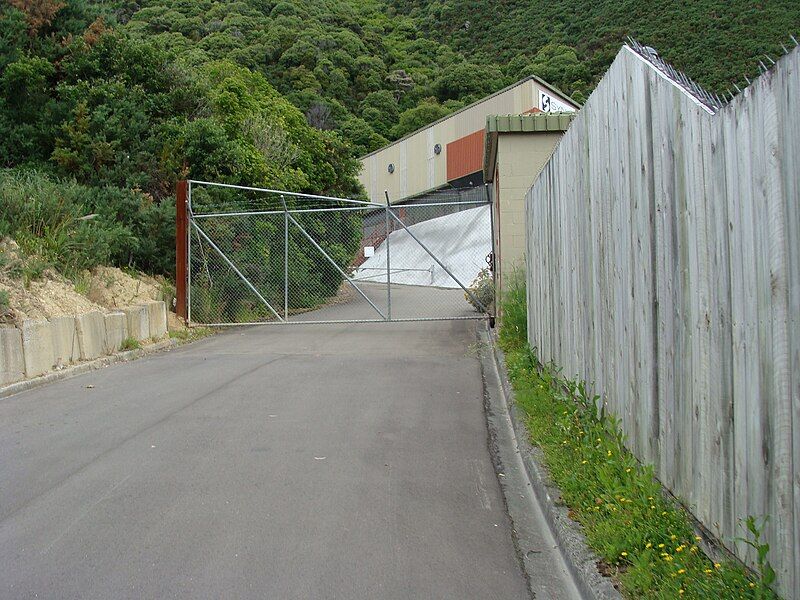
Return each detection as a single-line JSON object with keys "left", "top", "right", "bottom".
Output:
{"left": 525, "top": 45, "right": 800, "bottom": 598}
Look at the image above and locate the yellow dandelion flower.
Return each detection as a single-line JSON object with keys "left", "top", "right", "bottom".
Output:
{"left": 581, "top": 460, "right": 588, "bottom": 464}
{"left": 621, "top": 552, "right": 628, "bottom": 557}
{"left": 704, "top": 569, "right": 713, "bottom": 574}
{"left": 645, "top": 542, "right": 652, "bottom": 549}
{"left": 658, "top": 544, "right": 665, "bottom": 549}
{"left": 607, "top": 450, "right": 612, "bottom": 457}
{"left": 670, "top": 535, "right": 677, "bottom": 541}
{"left": 679, "top": 590, "right": 684, "bottom": 595}
{"left": 625, "top": 468, "right": 631, "bottom": 473}
{"left": 714, "top": 563, "right": 721, "bottom": 569}
{"left": 749, "top": 583, "right": 755, "bottom": 588}
{"left": 678, "top": 569, "right": 685, "bottom": 574}
{"left": 695, "top": 535, "right": 702, "bottom": 541}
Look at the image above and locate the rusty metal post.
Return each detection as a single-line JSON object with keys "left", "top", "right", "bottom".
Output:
{"left": 175, "top": 180, "right": 188, "bottom": 321}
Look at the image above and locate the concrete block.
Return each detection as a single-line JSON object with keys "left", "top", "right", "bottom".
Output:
{"left": 75, "top": 311, "right": 106, "bottom": 360}
{"left": 0, "top": 326, "right": 25, "bottom": 385}
{"left": 145, "top": 301, "right": 167, "bottom": 340}
{"left": 21, "top": 319, "right": 55, "bottom": 378}
{"left": 123, "top": 305, "right": 150, "bottom": 341}
{"left": 104, "top": 312, "right": 128, "bottom": 353}
{"left": 50, "top": 315, "right": 80, "bottom": 368}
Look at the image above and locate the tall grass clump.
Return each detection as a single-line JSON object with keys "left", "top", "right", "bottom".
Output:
{"left": 0, "top": 169, "right": 174, "bottom": 277}
{"left": 498, "top": 268, "right": 528, "bottom": 350}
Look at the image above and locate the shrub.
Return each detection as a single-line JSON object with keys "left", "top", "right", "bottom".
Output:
{"left": 0, "top": 169, "right": 173, "bottom": 277}
{"left": 465, "top": 267, "right": 494, "bottom": 313}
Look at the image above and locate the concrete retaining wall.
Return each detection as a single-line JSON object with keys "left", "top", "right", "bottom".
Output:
{"left": 0, "top": 326, "right": 25, "bottom": 385}
{"left": 123, "top": 305, "right": 149, "bottom": 341}
{"left": 0, "top": 301, "right": 169, "bottom": 387}
{"left": 51, "top": 316, "right": 80, "bottom": 368}
{"left": 76, "top": 311, "right": 106, "bottom": 361}
{"left": 145, "top": 302, "right": 167, "bottom": 340}
{"left": 104, "top": 312, "right": 128, "bottom": 353}
{"left": 21, "top": 320, "right": 54, "bottom": 378}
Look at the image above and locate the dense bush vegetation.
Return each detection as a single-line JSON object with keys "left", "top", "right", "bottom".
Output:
{"left": 0, "top": 1, "right": 361, "bottom": 287}
{"left": 0, "top": 169, "right": 172, "bottom": 276}
{"left": 393, "top": 0, "right": 800, "bottom": 102}
{"left": 1, "top": 0, "right": 795, "bottom": 291}
{"left": 113, "top": 0, "right": 510, "bottom": 153}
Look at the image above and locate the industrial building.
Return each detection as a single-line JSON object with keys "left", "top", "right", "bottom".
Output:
{"left": 357, "top": 76, "right": 579, "bottom": 305}
{"left": 358, "top": 75, "right": 578, "bottom": 205}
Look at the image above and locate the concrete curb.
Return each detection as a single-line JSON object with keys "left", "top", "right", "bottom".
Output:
{"left": 0, "top": 338, "right": 177, "bottom": 399}
{"left": 479, "top": 324, "right": 622, "bottom": 600}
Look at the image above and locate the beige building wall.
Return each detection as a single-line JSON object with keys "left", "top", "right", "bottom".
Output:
{"left": 359, "top": 78, "right": 576, "bottom": 204}
{"left": 493, "top": 133, "right": 564, "bottom": 296}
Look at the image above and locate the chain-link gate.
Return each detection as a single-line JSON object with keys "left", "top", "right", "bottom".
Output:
{"left": 180, "top": 180, "right": 494, "bottom": 325}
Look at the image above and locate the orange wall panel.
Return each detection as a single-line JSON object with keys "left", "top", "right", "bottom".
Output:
{"left": 446, "top": 129, "right": 485, "bottom": 182}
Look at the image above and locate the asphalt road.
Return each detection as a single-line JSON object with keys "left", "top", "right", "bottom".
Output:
{"left": 0, "top": 297, "right": 537, "bottom": 599}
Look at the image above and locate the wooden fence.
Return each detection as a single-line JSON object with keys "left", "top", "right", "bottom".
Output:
{"left": 525, "top": 44, "right": 799, "bottom": 597}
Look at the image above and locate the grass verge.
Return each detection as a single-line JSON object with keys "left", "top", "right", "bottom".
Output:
{"left": 169, "top": 326, "right": 215, "bottom": 344}
{"left": 497, "top": 274, "right": 778, "bottom": 599}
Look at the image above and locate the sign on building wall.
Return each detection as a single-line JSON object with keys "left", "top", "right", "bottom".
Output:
{"left": 539, "top": 90, "right": 575, "bottom": 113}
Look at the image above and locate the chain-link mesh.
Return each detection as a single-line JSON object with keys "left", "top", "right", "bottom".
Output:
{"left": 187, "top": 182, "right": 493, "bottom": 324}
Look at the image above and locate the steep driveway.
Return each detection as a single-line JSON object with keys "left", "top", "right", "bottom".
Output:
{"left": 0, "top": 313, "right": 533, "bottom": 599}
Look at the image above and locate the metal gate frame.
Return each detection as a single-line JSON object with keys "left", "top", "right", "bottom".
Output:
{"left": 176, "top": 180, "right": 495, "bottom": 325}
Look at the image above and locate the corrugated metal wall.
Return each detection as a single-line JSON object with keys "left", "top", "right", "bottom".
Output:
{"left": 446, "top": 130, "right": 485, "bottom": 182}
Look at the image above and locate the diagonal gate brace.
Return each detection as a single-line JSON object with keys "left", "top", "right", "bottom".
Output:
{"left": 191, "top": 220, "right": 284, "bottom": 322}
{"left": 286, "top": 212, "right": 387, "bottom": 320}
{"left": 386, "top": 209, "right": 488, "bottom": 313}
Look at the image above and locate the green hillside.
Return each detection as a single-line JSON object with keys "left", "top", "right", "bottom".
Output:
{"left": 393, "top": 0, "right": 799, "bottom": 102}
{"left": 0, "top": 0, "right": 796, "bottom": 279}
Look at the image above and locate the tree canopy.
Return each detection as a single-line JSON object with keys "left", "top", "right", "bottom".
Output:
{"left": 0, "top": 0, "right": 796, "bottom": 279}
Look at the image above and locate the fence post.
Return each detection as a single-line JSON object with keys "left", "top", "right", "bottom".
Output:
{"left": 175, "top": 180, "right": 188, "bottom": 321}
{"left": 281, "top": 194, "right": 289, "bottom": 320}
{"left": 384, "top": 190, "right": 392, "bottom": 321}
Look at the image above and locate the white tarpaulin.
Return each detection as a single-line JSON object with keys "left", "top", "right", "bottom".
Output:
{"left": 353, "top": 205, "right": 490, "bottom": 289}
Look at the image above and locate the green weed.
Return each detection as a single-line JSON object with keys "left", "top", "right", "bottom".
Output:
{"left": 0, "top": 289, "right": 9, "bottom": 311}
{"left": 120, "top": 337, "right": 141, "bottom": 351}
{"left": 169, "top": 326, "right": 214, "bottom": 344}
{"left": 74, "top": 273, "right": 91, "bottom": 295}
{"left": 21, "top": 256, "right": 50, "bottom": 286}
{"left": 497, "top": 268, "right": 527, "bottom": 349}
